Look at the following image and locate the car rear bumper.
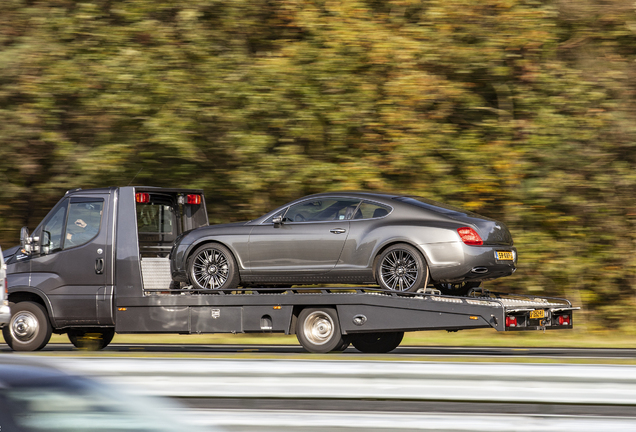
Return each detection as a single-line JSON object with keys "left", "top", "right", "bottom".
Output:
{"left": 421, "top": 242, "right": 517, "bottom": 283}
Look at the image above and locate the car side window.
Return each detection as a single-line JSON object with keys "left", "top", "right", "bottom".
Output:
{"left": 284, "top": 198, "right": 362, "bottom": 222}
{"left": 42, "top": 201, "right": 68, "bottom": 253}
{"left": 356, "top": 201, "right": 391, "bottom": 219}
{"left": 63, "top": 200, "right": 103, "bottom": 249}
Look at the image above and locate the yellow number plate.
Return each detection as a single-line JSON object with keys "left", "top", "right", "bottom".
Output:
{"left": 529, "top": 309, "right": 545, "bottom": 320}
{"left": 497, "top": 251, "right": 514, "bottom": 261}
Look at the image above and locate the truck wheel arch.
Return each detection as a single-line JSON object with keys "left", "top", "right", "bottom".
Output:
{"left": 8, "top": 289, "right": 57, "bottom": 329}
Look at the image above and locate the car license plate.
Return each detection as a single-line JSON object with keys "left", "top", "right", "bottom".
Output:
{"left": 496, "top": 251, "right": 514, "bottom": 261}
{"left": 529, "top": 309, "right": 545, "bottom": 320}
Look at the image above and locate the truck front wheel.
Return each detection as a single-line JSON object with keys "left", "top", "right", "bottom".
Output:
{"left": 68, "top": 328, "right": 115, "bottom": 350}
{"left": 296, "top": 307, "right": 344, "bottom": 353}
{"left": 2, "top": 301, "right": 52, "bottom": 351}
{"left": 351, "top": 331, "right": 404, "bottom": 353}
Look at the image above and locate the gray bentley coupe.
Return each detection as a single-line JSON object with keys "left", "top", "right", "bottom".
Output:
{"left": 170, "top": 192, "right": 517, "bottom": 295}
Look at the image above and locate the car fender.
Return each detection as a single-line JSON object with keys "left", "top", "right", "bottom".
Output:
{"left": 185, "top": 233, "right": 252, "bottom": 274}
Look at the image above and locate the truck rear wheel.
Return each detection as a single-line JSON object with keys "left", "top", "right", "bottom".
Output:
{"left": 351, "top": 331, "right": 404, "bottom": 353}
{"left": 296, "top": 307, "right": 344, "bottom": 353}
{"left": 188, "top": 243, "right": 239, "bottom": 290}
{"left": 2, "top": 301, "right": 52, "bottom": 351}
{"left": 68, "top": 328, "right": 115, "bottom": 350}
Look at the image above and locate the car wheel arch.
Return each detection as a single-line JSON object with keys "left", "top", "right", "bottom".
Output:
{"left": 185, "top": 239, "right": 245, "bottom": 282}
{"left": 372, "top": 239, "right": 431, "bottom": 270}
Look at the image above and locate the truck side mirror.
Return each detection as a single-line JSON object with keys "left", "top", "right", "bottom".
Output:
{"left": 272, "top": 216, "right": 283, "bottom": 227}
{"left": 20, "top": 227, "right": 32, "bottom": 255}
{"left": 41, "top": 231, "right": 51, "bottom": 255}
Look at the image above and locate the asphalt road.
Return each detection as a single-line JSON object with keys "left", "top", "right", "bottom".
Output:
{"left": 6, "top": 343, "right": 635, "bottom": 359}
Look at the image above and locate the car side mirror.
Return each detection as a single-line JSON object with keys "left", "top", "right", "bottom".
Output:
{"left": 272, "top": 216, "right": 283, "bottom": 227}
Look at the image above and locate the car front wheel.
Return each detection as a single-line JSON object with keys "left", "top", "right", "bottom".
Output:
{"left": 188, "top": 243, "right": 239, "bottom": 290}
{"left": 375, "top": 244, "right": 427, "bottom": 292}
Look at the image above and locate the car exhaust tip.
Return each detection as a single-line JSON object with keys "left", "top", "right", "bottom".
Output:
{"left": 471, "top": 267, "right": 489, "bottom": 274}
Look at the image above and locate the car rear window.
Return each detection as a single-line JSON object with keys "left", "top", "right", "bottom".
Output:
{"left": 394, "top": 196, "right": 481, "bottom": 218}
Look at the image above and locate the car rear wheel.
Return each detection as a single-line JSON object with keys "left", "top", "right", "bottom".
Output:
{"left": 2, "top": 301, "right": 52, "bottom": 351}
{"left": 68, "top": 328, "right": 115, "bottom": 350}
{"left": 351, "top": 332, "right": 404, "bottom": 353}
{"left": 188, "top": 243, "right": 239, "bottom": 290}
{"left": 296, "top": 307, "right": 344, "bottom": 353}
{"left": 375, "top": 244, "right": 427, "bottom": 292}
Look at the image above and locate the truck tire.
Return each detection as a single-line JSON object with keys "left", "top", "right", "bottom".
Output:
{"left": 68, "top": 328, "right": 115, "bottom": 350}
{"left": 296, "top": 307, "right": 344, "bottom": 353}
{"left": 188, "top": 243, "right": 239, "bottom": 290}
{"left": 375, "top": 244, "right": 427, "bottom": 292}
{"left": 351, "top": 331, "right": 404, "bottom": 353}
{"left": 2, "top": 301, "right": 52, "bottom": 351}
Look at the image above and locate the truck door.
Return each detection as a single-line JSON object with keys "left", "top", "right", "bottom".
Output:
{"left": 30, "top": 194, "right": 112, "bottom": 327}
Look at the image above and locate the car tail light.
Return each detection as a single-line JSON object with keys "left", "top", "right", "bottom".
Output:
{"left": 186, "top": 194, "right": 201, "bottom": 205}
{"left": 136, "top": 193, "right": 150, "bottom": 203}
{"left": 505, "top": 316, "right": 517, "bottom": 327}
{"left": 458, "top": 227, "right": 483, "bottom": 246}
{"left": 557, "top": 315, "right": 571, "bottom": 325}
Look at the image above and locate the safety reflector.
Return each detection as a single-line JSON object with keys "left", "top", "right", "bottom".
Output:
{"left": 505, "top": 316, "right": 517, "bottom": 327}
{"left": 187, "top": 194, "right": 201, "bottom": 205}
{"left": 136, "top": 193, "right": 150, "bottom": 203}
{"left": 557, "top": 315, "right": 571, "bottom": 325}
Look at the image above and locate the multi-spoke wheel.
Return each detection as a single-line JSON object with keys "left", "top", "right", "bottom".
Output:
{"left": 296, "top": 308, "right": 345, "bottom": 353}
{"left": 2, "top": 301, "right": 52, "bottom": 351}
{"left": 375, "top": 244, "right": 427, "bottom": 292}
{"left": 188, "top": 243, "right": 239, "bottom": 290}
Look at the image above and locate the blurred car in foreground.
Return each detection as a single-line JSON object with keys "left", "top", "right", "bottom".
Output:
{"left": 0, "top": 246, "right": 10, "bottom": 327}
{"left": 0, "top": 356, "right": 215, "bottom": 432}
{"left": 171, "top": 192, "right": 517, "bottom": 295}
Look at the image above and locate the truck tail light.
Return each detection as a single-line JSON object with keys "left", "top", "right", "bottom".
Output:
{"left": 187, "top": 194, "right": 201, "bottom": 205}
{"left": 505, "top": 316, "right": 517, "bottom": 327}
{"left": 557, "top": 315, "right": 571, "bottom": 325}
{"left": 136, "top": 193, "right": 150, "bottom": 203}
{"left": 458, "top": 227, "right": 483, "bottom": 246}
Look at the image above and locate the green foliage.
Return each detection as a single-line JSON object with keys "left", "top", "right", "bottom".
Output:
{"left": 1, "top": 0, "right": 636, "bottom": 330}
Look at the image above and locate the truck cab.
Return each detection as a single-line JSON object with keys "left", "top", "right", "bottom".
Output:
{"left": 2, "top": 187, "right": 208, "bottom": 351}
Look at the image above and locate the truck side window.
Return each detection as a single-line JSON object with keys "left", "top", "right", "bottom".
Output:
{"left": 42, "top": 203, "right": 68, "bottom": 253}
{"left": 63, "top": 201, "right": 103, "bottom": 249}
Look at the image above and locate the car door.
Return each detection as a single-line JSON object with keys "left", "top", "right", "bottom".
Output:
{"left": 30, "top": 194, "right": 112, "bottom": 326}
{"left": 248, "top": 198, "right": 362, "bottom": 275}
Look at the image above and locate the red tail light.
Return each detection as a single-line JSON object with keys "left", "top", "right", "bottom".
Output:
{"left": 505, "top": 316, "right": 517, "bottom": 327}
{"left": 457, "top": 227, "right": 483, "bottom": 246}
{"left": 136, "top": 193, "right": 150, "bottom": 203}
{"left": 187, "top": 194, "right": 201, "bottom": 205}
{"left": 557, "top": 315, "right": 571, "bottom": 325}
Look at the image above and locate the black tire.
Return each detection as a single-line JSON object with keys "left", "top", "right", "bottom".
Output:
{"left": 188, "top": 243, "right": 239, "bottom": 290}
{"left": 375, "top": 244, "right": 427, "bottom": 292}
{"left": 296, "top": 307, "right": 344, "bottom": 353}
{"left": 351, "top": 332, "right": 404, "bottom": 353}
{"left": 68, "top": 328, "right": 115, "bottom": 350}
{"left": 2, "top": 301, "right": 52, "bottom": 351}
{"left": 434, "top": 281, "right": 481, "bottom": 297}
{"left": 334, "top": 335, "right": 351, "bottom": 352}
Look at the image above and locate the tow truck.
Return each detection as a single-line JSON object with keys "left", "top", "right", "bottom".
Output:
{"left": 1, "top": 187, "right": 578, "bottom": 353}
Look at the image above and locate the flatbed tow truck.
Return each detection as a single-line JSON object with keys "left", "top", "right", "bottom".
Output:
{"left": 2, "top": 187, "right": 578, "bottom": 353}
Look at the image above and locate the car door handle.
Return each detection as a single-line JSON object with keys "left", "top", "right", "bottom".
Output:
{"left": 95, "top": 258, "right": 104, "bottom": 275}
{"left": 330, "top": 228, "right": 346, "bottom": 234}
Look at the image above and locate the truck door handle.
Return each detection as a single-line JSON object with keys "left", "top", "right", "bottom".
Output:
{"left": 330, "top": 228, "right": 346, "bottom": 234}
{"left": 95, "top": 258, "right": 104, "bottom": 275}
